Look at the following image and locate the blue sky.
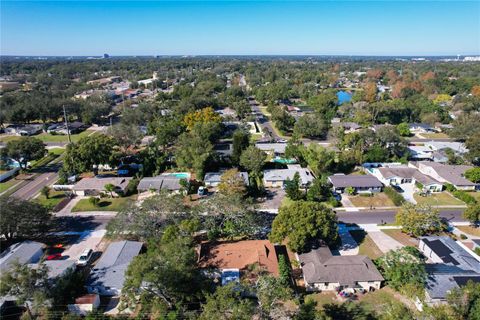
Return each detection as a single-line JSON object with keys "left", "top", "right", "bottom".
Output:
{"left": 1, "top": 1, "right": 479, "bottom": 56}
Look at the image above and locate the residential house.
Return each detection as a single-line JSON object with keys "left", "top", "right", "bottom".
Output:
{"left": 298, "top": 244, "right": 384, "bottom": 292}
{"left": 68, "top": 294, "right": 101, "bottom": 316}
{"left": 214, "top": 143, "right": 233, "bottom": 158}
{"left": 29, "top": 260, "right": 76, "bottom": 282}
{"left": 47, "top": 121, "right": 86, "bottom": 135}
{"left": 255, "top": 143, "right": 287, "bottom": 156}
{"left": 418, "top": 236, "right": 480, "bottom": 306}
{"left": 4, "top": 124, "right": 42, "bottom": 136}
{"left": 72, "top": 177, "right": 132, "bottom": 196}
{"left": 333, "top": 122, "right": 362, "bottom": 134}
{"left": 198, "top": 240, "right": 282, "bottom": 284}
{"left": 370, "top": 165, "right": 443, "bottom": 192}
{"left": 411, "top": 161, "right": 478, "bottom": 191}
{"left": 204, "top": 171, "right": 249, "bottom": 187}
{"left": 86, "top": 241, "right": 143, "bottom": 296}
{"left": 328, "top": 174, "right": 383, "bottom": 194}
{"left": 137, "top": 175, "right": 183, "bottom": 193}
{"left": 408, "top": 123, "right": 435, "bottom": 134}
{"left": 263, "top": 165, "right": 314, "bottom": 188}
{"left": 0, "top": 241, "right": 44, "bottom": 273}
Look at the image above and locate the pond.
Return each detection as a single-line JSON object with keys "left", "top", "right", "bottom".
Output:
{"left": 337, "top": 91, "right": 352, "bottom": 105}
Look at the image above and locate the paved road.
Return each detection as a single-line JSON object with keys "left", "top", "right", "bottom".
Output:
{"left": 250, "top": 101, "right": 280, "bottom": 140}
{"left": 10, "top": 161, "right": 62, "bottom": 200}
{"left": 335, "top": 209, "right": 465, "bottom": 224}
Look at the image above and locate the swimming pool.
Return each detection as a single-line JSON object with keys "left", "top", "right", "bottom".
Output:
{"left": 273, "top": 157, "right": 297, "bottom": 164}
{"left": 161, "top": 172, "right": 190, "bottom": 179}
{"left": 337, "top": 91, "right": 352, "bottom": 105}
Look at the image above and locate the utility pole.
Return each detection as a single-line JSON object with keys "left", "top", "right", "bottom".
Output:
{"left": 63, "top": 104, "right": 72, "bottom": 144}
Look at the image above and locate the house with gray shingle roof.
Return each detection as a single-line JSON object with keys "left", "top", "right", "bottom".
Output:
{"left": 263, "top": 165, "right": 314, "bottom": 188}
{"left": 328, "top": 174, "right": 383, "bottom": 194}
{"left": 137, "top": 175, "right": 183, "bottom": 192}
{"left": 87, "top": 241, "right": 143, "bottom": 296}
{"left": 204, "top": 171, "right": 249, "bottom": 187}
{"left": 412, "top": 161, "right": 478, "bottom": 191}
{"left": 370, "top": 165, "right": 443, "bottom": 192}
{"left": 0, "top": 241, "right": 44, "bottom": 273}
{"left": 298, "top": 244, "right": 383, "bottom": 292}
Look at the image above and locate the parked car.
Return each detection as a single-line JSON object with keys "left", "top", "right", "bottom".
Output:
{"left": 76, "top": 249, "right": 93, "bottom": 266}
{"left": 391, "top": 185, "right": 404, "bottom": 193}
{"left": 332, "top": 192, "right": 342, "bottom": 201}
{"left": 46, "top": 253, "right": 63, "bottom": 260}
{"left": 197, "top": 186, "right": 206, "bottom": 196}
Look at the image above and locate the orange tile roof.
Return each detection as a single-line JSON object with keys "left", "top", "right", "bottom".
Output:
{"left": 199, "top": 240, "right": 279, "bottom": 276}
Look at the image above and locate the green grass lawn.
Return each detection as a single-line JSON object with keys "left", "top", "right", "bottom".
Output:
{"left": 456, "top": 226, "right": 480, "bottom": 237}
{"left": 72, "top": 195, "right": 135, "bottom": 212}
{"left": 349, "top": 230, "right": 384, "bottom": 260}
{"left": 305, "top": 292, "right": 337, "bottom": 310}
{"left": 0, "top": 130, "right": 95, "bottom": 144}
{"left": 35, "top": 191, "right": 67, "bottom": 210}
{"left": 413, "top": 192, "right": 465, "bottom": 206}
{"left": 48, "top": 148, "right": 66, "bottom": 156}
{"left": 420, "top": 132, "right": 450, "bottom": 139}
{"left": 468, "top": 192, "right": 480, "bottom": 202}
{"left": 0, "top": 179, "right": 20, "bottom": 193}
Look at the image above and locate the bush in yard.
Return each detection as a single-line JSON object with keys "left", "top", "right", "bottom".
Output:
{"left": 460, "top": 234, "right": 468, "bottom": 240}
{"left": 124, "top": 178, "right": 139, "bottom": 196}
{"left": 453, "top": 190, "right": 477, "bottom": 205}
{"left": 384, "top": 187, "right": 405, "bottom": 206}
{"left": 465, "top": 167, "right": 480, "bottom": 183}
{"left": 40, "top": 186, "right": 50, "bottom": 199}
{"left": 89, "top": 197, "right": 100, "bottom": 207}
{"left": 445, "top": 183, "right": 456, "bottom": 192}
{"left": 345, "top": 186, "right": 355, "bottom": 195}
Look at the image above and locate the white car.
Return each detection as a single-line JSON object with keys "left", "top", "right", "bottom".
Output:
{"left": 76, "top": 249, "right": 93, "bottom": 266}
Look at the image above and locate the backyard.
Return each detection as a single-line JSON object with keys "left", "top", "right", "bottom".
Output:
{"left": 72, "top": 195, "right": 136, "bottom": 212}
{"left": 349, "top": 230, "right": 384, "bottom": 259}
{"left": 348, "top": 193, "right": 395, "bottom": 208}
{"left": 413, "top": 192, "right": 465, "bottom": 206}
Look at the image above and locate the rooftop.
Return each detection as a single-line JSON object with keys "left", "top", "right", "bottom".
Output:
{"left": 137, "top": 175, "right": 182, "bottom": 191}
{"left": 328, "top": 174, "right": 383, "bottom": 188}
{"left": 73, "top": 177, "right": 132, "bottom": 191}
{"left": 264, "top": 166, "right": 314, "bottom": 185}
{"left": 0, "top": 241, "right": 44, "bottom": 273}
{"left": 377, "top": 166, "right": 441, "bottom": 186}
{"left": 198, "top": 240, "right": 280, "bottom": 276}
{"left": 416, "top": 162, "right": 476, "bottom": 187}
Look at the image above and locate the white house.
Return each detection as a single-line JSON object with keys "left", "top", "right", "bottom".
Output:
{"left": 263, "top": 165, "right": 314, "bottom": 188}
{"left": 411, "top": 162, "right": 478, "bottom": 191}
{"left": 370, "top": 165, "right": 443, "bottom": 192}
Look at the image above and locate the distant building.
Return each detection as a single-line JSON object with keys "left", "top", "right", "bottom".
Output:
{"left": 87, "top": 241, "right": 143, "bottom": 296}
{"left": 68, "top": 294, "right": 101, "bottom": 316}
{"left": 204, "top": 171, "right": 249, "bottom": 187}
{"left": 0, "top": 241, "right": 44, "bottom": 273}
{"left": 255, "top": 142, "right": 287, "bottom": 156}
{"left": 103, "top": 53, "right": 110, "bottom": 59}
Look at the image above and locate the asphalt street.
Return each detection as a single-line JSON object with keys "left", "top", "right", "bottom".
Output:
{"left": 335, "top": 209, "right": 465, "bottom": 224}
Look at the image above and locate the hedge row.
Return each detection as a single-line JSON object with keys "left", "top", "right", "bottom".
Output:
{"left": 384, "top": 187, "right": 406, "bottom": 206}
{"left": 452, "top": 190, "right": 477, "bottom": 205}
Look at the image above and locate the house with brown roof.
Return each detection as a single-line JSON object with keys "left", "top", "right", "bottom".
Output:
{"left": 198, "top": 240, "right": 281, "bottom": 280}
{"left": 298, "top": 244, "right": 383, "bottom": 292}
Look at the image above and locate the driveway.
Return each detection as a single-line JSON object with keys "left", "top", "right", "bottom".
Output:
{"left": 398, "top": 183, "right": 417, "bottom": 204}
{"left": 61, "top": 229, "right": 106, "bottom": 260}
{"left": 335, "top": 224, "right": 359, "bottom": 255}
{"left": 360, "top": 224, "right": 404, "bottom": 253}
{"left": 259, "top": 188, "right": 285, "bottom": 212}
{"left": 340, "top": 194, "right": 359, "bottom": 212}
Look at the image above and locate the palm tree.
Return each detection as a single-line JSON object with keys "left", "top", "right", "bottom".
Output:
{"left": 104, "top": 183, "right": 115, "bottom": 198}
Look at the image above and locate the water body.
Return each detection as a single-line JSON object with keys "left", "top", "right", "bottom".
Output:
{"left": 337, "top": 91, "right": 352, "bottom": 105}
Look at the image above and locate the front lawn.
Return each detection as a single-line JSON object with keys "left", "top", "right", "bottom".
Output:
{"left": 348, "top": 193, "right": 394, "bottom": 208}
{"left": 414, "top": 192, "right": 465, "bottom": 206}
{"left": 381, "top": 229, "right": 419, "bottom": 246}
{"left": 456, "top": 226, "right": 480, "bottom": 237}
{"left": 72, "top": 195, "right": 135, "bottom": 212}
{"left": 349, "top": 230, "right": 384, "bottom": 259}
{"left": 420, "top": 132, "right": 450, "bottom": 139}
{"left": 35, "top": 191, "right": 67, "bottom": 210}
{"left": 0, "top": 130, "right": 95, "bottom": 144}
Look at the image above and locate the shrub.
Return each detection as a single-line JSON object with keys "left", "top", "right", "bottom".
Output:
{"left": 452, "top": 190, "right": 477, "bottom": 205}
{"left": 384, "top": 187, "right": 406, "bottom": 206}
{"left": 445, "top": 183, "right": 456, "bottom": 192}
{"left": 89, "top": 196, "right": 100, "bottom": 207}
{"left": 475, "top": 247, "right": 480, "bottom": 256}
{"left": 345, "top": 186, "right": 355, "bottom": 195}
{"left": 460, "top": 234, "right": 468, "bottom": 240}
{"left": 415, "top": 181, "right": 423, "bottom": 190}
{"left": 124, "top": 178, "right": 139, "bottom": 196}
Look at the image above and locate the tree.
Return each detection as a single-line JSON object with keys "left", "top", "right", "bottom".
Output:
{"left": 270, "top": 201, "right": 339, "bottom": 252}
{"left": 1, "top": 137, "right": 46, "bottom": 170}
{"left": 278, "top": 255, "right": 292, "bottom": 287}
{"left": 183, "top": 107, "right": 221, "bottom": 130}
{"left": 284, "top": 172, "right": 304, "bottom": 200}
{"left": 308, "top": 91, "right": 338, "bottom": 121}
{"left": 395, "top": 203, "right": 446, "bottom": 237}
{"left": 63, "top": 134, "right": 114, "bottom": 174}
{"left": 299, "top": 144, "right": 336, "bottom": 176}
{"left": 240, "top": 146, "right": 267, "bottom": 177}
{"left": 294, "top": 113, "right": 329, "bottom": 139}
{"left": 89, "top": 196, "right": 100, "bottom": 207}
{"left": 122, "top": 235, "right": 202, "bottom": 312}
{"left": 446, "top": 280, "right": 480, "bottom": 320}
{"left": 40, "top": 186, "right": 50, "bottom": 199}
{"left": 465, "top": 167, "right": 480, "bottom": 183}
{"left": 104, "top": 183, "right": 115, "bottom": 198}
{"left": 466, "top": 132, "right": 480, "bottom": 165}
{"left": 218, "top": 168, "right": 247, "bottom": 197}
{"left": 376, "top": 246, "right": 427, "bottom": 297}
{"left": 256, "top": 275, "right": 292, "bottom": 315}
{"left": 345, "top": 186, "right": 355, "bottom": 195}
{"left": 231, "top": 129, "right": 250, "bottom": 165}
{"left": 306, "top": 178, "right": 332, "bottom": 202}
{"left": 199, "top": 283, "right": 256, "bottom": 320}
{"left": 107, "top": 191, "right": 190, "bottom": 240}
{"left": 397, "top": 122, "right": 411, "bottom": 137}
{"left": 463, "top": 203, "right": 480, "bottom": 227}
{"left": 0, "top": 198, "right": 51, "bottom": 241}
{"left": 107, "top": 123, "right": 143, "bottom": 154}
{"left": 174, "top": 129, "right": 214, "bottom": 178}
{"left": 0, "top": 262, "right": 50, "bottom": 315}
{"left": 364, "top": 81, "right": 378, "bottom": 103}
